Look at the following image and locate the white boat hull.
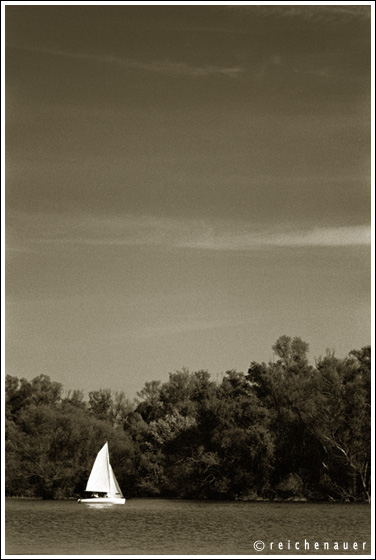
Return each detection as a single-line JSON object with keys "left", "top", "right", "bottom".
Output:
{"left": 78, "top": 497, "right": 126, "bottom": 504}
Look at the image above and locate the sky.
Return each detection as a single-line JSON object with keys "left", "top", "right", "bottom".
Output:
{"left": 5, "top": 3, "right": 371, "bottom": 398}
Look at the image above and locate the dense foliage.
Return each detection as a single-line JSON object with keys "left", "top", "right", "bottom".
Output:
{"left": 5, "top": 337, "right": 371, "bottom": 502}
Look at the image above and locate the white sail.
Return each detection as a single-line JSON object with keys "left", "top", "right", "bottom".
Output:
{"left": 109, "top": 464, "right": 124, "bottom": 498}
{"left": 85, "top": 442, "right": 111, "bottom": 493}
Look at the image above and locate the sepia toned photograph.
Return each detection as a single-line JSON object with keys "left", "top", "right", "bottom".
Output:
{"left": 3, "top": 1, "right": 373, "bottom": 557}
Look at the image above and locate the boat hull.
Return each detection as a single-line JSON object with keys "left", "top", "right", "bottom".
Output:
{"left": 78, "top": 497, "right": 126, "bottom": 504}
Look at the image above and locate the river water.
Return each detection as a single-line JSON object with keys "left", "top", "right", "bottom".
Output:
{"left": 5, "top": 498, "right": 371, "bottom": 555}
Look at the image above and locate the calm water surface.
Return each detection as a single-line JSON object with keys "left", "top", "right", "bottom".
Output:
{"left": 6, "top": 498, "right": 371, "bottom": 555}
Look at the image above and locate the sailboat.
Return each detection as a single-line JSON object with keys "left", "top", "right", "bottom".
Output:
{"left": 78, "top": 442, "right": 126, "bottom": 504}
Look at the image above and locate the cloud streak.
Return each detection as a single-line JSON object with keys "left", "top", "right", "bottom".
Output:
{"left": 225, "top": 5, "right": 371, "bottom": 22}
{"left": 8, "top": 211, "right": 371, "bottom": 252}
{"left": 8, "top": 45, "right": 243, "bottom": 77}
{"left": 177, "top": 225, "right": 370, "bottom": 250}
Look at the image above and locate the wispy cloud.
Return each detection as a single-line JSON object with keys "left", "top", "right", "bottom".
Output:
{"left": 225, "top": 4, "right": 371, "bottom": 23}
{"left": 8, "top": 45, "right": 243, "bottom": 78}
{"left": 177, "top": 225, "right": 370, "bottom": 250}
{"left": 8, "top": 211, "right": 371, "bottom": 252}
{"left": 267, "top": 5, "right": 370, "bottom": 22}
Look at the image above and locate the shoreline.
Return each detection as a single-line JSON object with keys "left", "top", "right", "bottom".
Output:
{"left": 5, "top": 495, "right": 371, "bottom": 504}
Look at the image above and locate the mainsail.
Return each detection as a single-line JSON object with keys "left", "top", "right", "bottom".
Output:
{"left": 85, "top": 442, "right": 124, "bottom": 498}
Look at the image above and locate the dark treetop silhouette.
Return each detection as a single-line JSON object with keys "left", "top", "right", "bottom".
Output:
{"left": 5, "top": 337, "right": 371, "bottom": 502}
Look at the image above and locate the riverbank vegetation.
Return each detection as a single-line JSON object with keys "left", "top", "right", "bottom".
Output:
{"left": 5, "top": 336, "right": 371, "bottom": 502}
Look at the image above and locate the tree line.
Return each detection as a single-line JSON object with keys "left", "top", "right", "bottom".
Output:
{"left": 5, "top": 336, "right": 371, "bottom": 502}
